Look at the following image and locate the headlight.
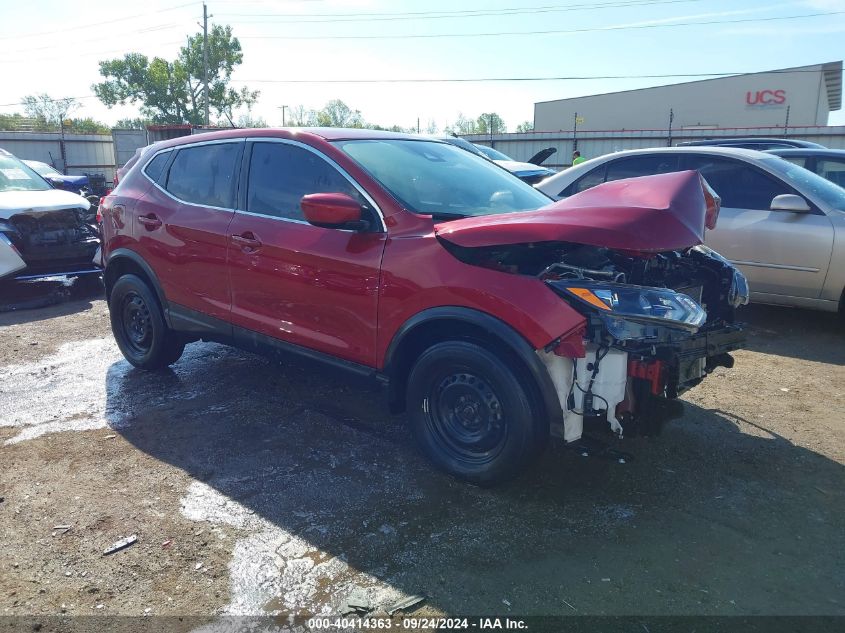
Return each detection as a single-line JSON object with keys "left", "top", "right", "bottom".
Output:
{"left": 729, "top": 268, "right": 750, "bottom": 308}
{"left": 555, "top": 282, "right": 707, "bottom": 340}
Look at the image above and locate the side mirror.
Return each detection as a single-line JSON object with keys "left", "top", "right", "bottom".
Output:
{"left": 770, "top": 194, "right": 811, "bottom": 213}
{"left": 47, "top": 177, "right": 63, "bottom": 188}
{"left": 301, "top": 193, "right": 369, "bottom": 230}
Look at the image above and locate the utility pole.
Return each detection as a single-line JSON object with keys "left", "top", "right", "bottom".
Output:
{"left": 202, "top": 2, "right": 210, "bottom": 127}
{"left": 279, "top": 105, "right": 288, "bottom": 126}
{"left": 668, "top": 108, "right": 674, "bottom": 147}
{"left": 489, "top": 114, "right": 494, "bottom": 144}
{"left": 784, "top": 105, "right": 791, "bottom": 132}
{"left": 572, "top": 111, "right": 579, "bottom": 152}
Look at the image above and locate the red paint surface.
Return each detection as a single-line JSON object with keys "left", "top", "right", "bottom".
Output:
{"left": 436, "top": 170, "right": 713, "bottom": 253}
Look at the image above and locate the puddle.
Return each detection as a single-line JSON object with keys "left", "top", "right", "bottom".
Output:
{"left": 0, "top": 338, "right": 229, "bottom": 444}
{"left": 181, "top": 481, "right": 404, "bottom": 617}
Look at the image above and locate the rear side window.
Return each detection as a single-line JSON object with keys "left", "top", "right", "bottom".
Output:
{"left": 246, "top": 142, "right": 366, "bottom": 221}
{"left": 683, "top": 155, "right": 789, "bottom": 210}
{"left": 605, "top": 155, "right": 679, "bottom": 182}
{"left": 143, "top": 151, "right": 171, "bottom": 184}
{"left": 166, "top": 143, "right": 241, "bottom": 208}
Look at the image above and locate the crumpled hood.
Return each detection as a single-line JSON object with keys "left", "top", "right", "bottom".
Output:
{"left": 52, "top": 174, "right": 89, "bottom": 187}
{"left": 495, "top": 159, "right": 555, "bottom": 176}
{"left": 435, "top": 170, "right": 719, "bottom": 253}
{"left": 0, "top": 188, "right": 90, "bottom": 219}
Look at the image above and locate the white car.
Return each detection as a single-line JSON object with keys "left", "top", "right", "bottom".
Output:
{"left": 535, "top": 147, "right": 845, "bottom": 314}
{"left": 0, "top": 148, "right": 100, "bottom": 281}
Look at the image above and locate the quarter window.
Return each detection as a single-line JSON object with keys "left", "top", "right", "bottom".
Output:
{"left": 143, "top": 151, "right": 171, "bottom": 184}
{"left": 683, "top": 156, "right": 789, "bottom": 210}
{"left": 246, "top": 142, "right": 366, "bottom": 221}
{"left": 165, "top": 143, "right": 241, "bottom": 208}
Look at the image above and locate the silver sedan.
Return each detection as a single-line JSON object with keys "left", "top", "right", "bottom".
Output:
{"left": 535, "top": 146, "right": 845, "bottom": 314}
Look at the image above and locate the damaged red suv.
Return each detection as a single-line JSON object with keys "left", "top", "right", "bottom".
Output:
{"left": 100, "top": 129, "right": 748, "bottom": 484}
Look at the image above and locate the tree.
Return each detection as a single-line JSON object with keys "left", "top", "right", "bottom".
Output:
{"left": 233, "top": 113, "right": 268, "bottom": 128}
{"left": 22, "top": 94, "right": 80, "bottom": 127}
{"left": 114, "top": 117, "right": 152, "bottom": 129}
{"left": 444, "top": 113, "right": 477, "bottom": 135}
{"left": 475, "top": 113, "right": 507, "bottom": 135}
{"left": 516, "top": 121, "right": 534, "bottom": 133}
{"left": 66, "top": 118, "right": 110, "bottom": 134}
{"left": 286, "top": 105, "right": 314, "bottom": 127}
{"left": 315, "top": 99, "right": 364, "bottom": 128}
{"left": 93, "top": 25, "right": 258, "bottom": 125}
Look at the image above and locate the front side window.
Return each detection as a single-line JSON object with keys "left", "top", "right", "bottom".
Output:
{"left": 605, "top": 155, "right": 680, "bottom": 183}
{"left": 246, "top": 142, "right": 366, "bottom": 221}
{"left": 779, "top": 155, "right": 807, "bottom": 169}
{"left": 563, "top": 165, "right": 606, "bottom": 197}
{"left": 335, "top": 139, "right": 550, "bottom": 218}
{"left": 763, "top": 157, "right": 845, "bottom": 212}
{"left": 166, "top": 143, "right": 241, "bottom": 208}
{"left": 817, "top": 158, "right": 845, "bottom": 188}
{"left": 683, "top": 155, "right": 789, "bottom": 210}
{"left": 0, "top": 153, "right": 51, "bottom": 193}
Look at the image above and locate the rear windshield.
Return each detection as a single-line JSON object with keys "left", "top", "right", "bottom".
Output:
{"left": 334, "top": 139, "right": 550, "bottom": 218}
{"left": 0, "top": 154, "right": 51, "bottom": 192}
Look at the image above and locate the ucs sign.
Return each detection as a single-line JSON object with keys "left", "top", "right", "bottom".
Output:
{"left": 746, "top": 89, "right": 787, "bottom": 106}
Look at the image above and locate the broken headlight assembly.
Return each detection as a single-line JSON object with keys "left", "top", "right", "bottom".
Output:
{"left": 553, "top": 281, "right": 707, "bottom": 342}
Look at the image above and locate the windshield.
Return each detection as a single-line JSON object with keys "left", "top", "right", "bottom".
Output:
{"left": 0, "top": 153, "right": 51, "bottom": 193}
{"left": 24, "top": 161, "right": 61, "bottom": 178}
{"left": 334, "top": 139, "right": 551, "bottom": 218}
{"left": 763, "top": 157, "right": 845, "bottom": 212}
{"left": 474, "top": 144, "right": 512, "bottom": 161}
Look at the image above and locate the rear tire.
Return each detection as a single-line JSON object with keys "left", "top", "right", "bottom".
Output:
{"left": 406, "top": 341, "right": 543, "bottom": 486}
{"left": 109, "top": 274, "right": 185, "bottom": 369}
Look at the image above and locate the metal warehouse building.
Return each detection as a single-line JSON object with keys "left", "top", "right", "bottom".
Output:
{"left": 533, "top": 62, "right": 842, "bottom": 131}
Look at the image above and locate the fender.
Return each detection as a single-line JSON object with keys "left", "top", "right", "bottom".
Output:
{"left": 104, "top": 248, "right": 168, "bottom": 315}
{"left": 383, "top": 306, "right": 563, "bottom": 423}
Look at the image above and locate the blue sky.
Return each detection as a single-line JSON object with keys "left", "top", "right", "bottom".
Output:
{"left": 1, "top": 0, "right": 844, "bottom": 130}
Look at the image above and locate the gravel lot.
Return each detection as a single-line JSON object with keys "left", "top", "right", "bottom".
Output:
{"left": 1, "top": 280, "right": 843, "bottom": 623}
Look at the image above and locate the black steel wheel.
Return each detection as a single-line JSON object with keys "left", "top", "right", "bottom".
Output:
{"left": 406, "top": 340, "right": 543, "bottom": 485}
{"left": 109, "top": 274, "right": 184, "bottom": 369}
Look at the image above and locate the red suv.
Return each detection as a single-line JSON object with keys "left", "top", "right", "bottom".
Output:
{"left": 100, "top": 129, "right": 747, "bottom": 484}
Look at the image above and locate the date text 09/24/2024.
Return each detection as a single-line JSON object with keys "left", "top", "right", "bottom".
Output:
{"left": 306, "top": 617, "right": 527, "bottom": 629}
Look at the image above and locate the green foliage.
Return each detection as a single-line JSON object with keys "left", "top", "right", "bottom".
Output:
{"left": 93, "top": 25, "right": 258, "bottom": 125}
{"left": 475, "top": 113, "right": 507, "bottom": 134}
{"left": 314, "top": 99, "right": 365, "bottom": 128}
{"left": 0, "top": 110, "right": 109, "bottom": 134}
{"left": 22, "top": 94, "right": 79, "bottom": 126}
{"left": 444, "top": 113, "right": 477, "bottom": 135}
{"left": 515, "top": 120, "right": 534, "bottom": 133}
{"left": 114, "top": 117, "right": 153, "bottom": 129}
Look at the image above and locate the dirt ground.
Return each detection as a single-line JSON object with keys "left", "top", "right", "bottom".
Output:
{"left": 1, "top": 280, "right": 843, "bottom": 624}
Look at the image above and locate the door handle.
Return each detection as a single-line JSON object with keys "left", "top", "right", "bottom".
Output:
{"left": 231, "top": 232, "right": 262, "bottom": 251}
{"left": 137, "top": 214, "right": 162, "bottom": 229}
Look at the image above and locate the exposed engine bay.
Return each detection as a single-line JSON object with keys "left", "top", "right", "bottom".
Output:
{"left": 0, "top": 209, "right": 100, "bottom": 278}
{"left": 441, "top": 238, "right": 749, "bottom": 442}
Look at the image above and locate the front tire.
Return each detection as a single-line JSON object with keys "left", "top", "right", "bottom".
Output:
{"left": 109, "top": 274, "right": 184, "bottom": 369}
{"left": 406, "top": 341, "right": 543, "bottom": 485}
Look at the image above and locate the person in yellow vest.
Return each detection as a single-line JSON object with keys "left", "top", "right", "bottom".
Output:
{"left": 572, "top": 150, "right": 586, "bottom": 166}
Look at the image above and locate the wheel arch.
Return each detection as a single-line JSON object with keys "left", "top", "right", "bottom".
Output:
{"left": 104, "top": 249, "right": 168, "bottom": 322}
{"left": 383, "top": 306, "right": 562, "bottom": 427}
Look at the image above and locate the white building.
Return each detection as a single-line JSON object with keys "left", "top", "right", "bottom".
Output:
{"left": 533, "top": 62, "right": 842, "bottom": 132}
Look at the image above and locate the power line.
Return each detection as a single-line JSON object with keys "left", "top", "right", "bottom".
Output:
{"left": 220, "top": 0, "right": 705, "bottom": 24}
{"left": 228, "top": 68, "right": 840, "bottom": 84}
{"left": 240, "top": 10, "right": 845, "bottom": 40}
{"left": 0, "top": 1, "right": 196, "bottom": 41}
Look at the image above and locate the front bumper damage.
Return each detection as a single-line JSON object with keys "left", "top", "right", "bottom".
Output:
{"left": 539, "top": 323, "right": 744, "bottom": 443}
